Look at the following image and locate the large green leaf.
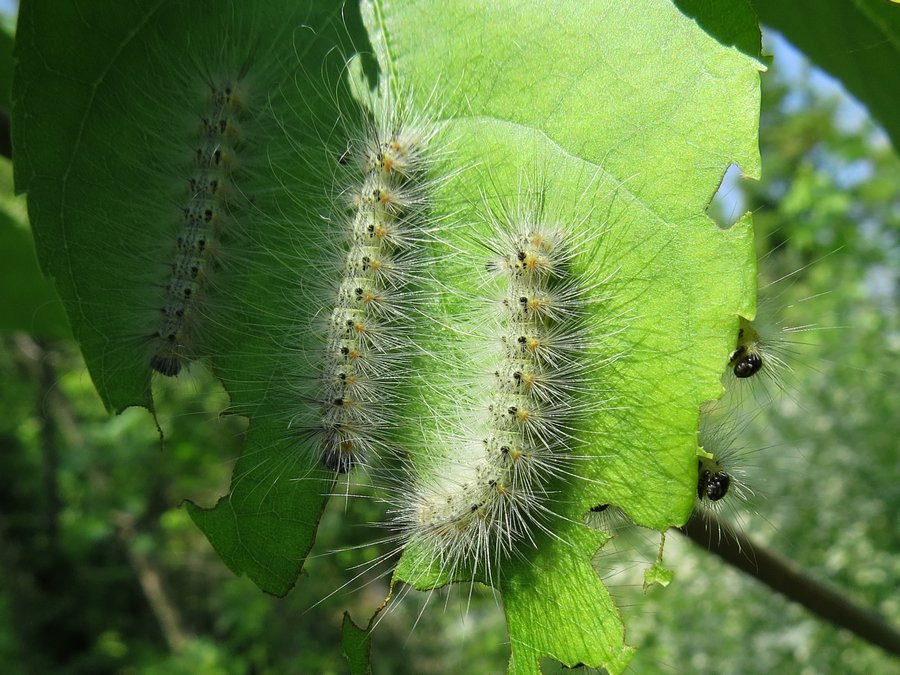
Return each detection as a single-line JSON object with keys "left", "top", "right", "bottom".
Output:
{"left": 366, "top": 0, "right": 761, "bottom": 671}
{"left": 13, "top": 0, "right": 370, "bottom": 595}
{"left": 751, "top": 0, "right": 900, "bottom": 150}
{"left": 14, "top": 0, "right": 762, "bottom": 665}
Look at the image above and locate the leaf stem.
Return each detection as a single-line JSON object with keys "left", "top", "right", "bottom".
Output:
{"left": 678, "top": 509, "right": 900, "bottom": 658}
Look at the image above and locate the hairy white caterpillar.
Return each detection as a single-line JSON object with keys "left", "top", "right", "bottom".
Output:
{"left": 308, "top": 95, "right": 443, "bottom": 473}
{"left": 149, "top": 79, "right": 248, "bottom": 377}
{"left": 709, "top": 252, "right": 837, "bottom": 499}
{"left": 388, "top": 183, "right": 616, "bottom": 585}
{"left": 726, "top": 313, "right": 792, "bottom": 390}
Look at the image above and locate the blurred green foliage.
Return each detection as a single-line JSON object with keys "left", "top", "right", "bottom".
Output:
{"left": 0, "top": 328, "right": 509, "bottom": 673}
{"left": 1, "top": 20, "right": 898, "bottom": 675}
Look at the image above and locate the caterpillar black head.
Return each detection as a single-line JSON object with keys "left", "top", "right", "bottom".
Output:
{"left": 697, "top": 456, "right": 731, "bottom": 502}
{"left": 729, "top": 318, "right": 764, "bottom": 379}
{"left": 730, "top": 345, "right": 763, "bottom": 378}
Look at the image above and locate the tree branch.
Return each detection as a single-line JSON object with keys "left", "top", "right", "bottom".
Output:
{"left": 678, "top": 509, "right": 900, "bottom": 658}
{"left": 115, "top": 513, "right": 191, "bottom": 654}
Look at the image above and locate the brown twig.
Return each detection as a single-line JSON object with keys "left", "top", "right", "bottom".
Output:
{"left": 115, "top": 513, "right": 191, "bottom": 653}
{"left": 678, "top": 509, "right": 900, "bottom": 658}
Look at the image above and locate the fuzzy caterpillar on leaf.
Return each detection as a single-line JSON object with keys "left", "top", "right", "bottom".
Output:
{"left": 306, "top": 88, "right": 445, "bottom": 475}
{"left": 378, "top": 172, "right": 627, "bottom": 595}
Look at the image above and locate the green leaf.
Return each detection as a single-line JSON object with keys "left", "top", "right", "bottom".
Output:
{"left": 367, "top": 0, "right": 761, "bottom": 671}
{"left": 751, "top": 0, "right": 900, "bottom": 150}
{"left": 643, "top": 557, "right": 675, "bottom": 592}
{"left": 341, "top": 612, "right": 373, "bottom": 675}
{"left": 13, "top": 0, "right": 369, "bottom": 595}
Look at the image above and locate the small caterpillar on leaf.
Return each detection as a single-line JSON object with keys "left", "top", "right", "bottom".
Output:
{"left": 724, "top": 255, "right": 833, "bottom": 404}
